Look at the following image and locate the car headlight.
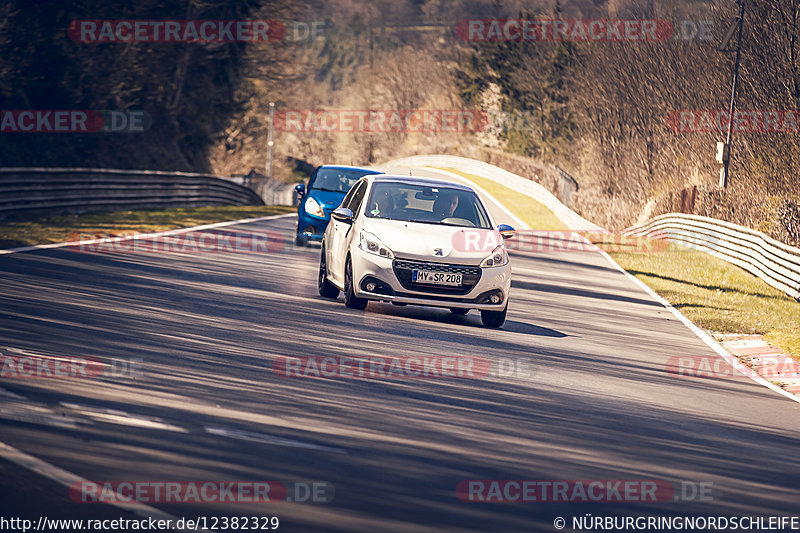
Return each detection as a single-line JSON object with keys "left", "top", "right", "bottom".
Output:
{"left": 359, "top": 230, "right": 394, "bottom": 259}
{"left": 480, "top": 245, "right": 508, "bottom": 267}
{"left": 304, "top": 196, "right": 325, "bottom": 218}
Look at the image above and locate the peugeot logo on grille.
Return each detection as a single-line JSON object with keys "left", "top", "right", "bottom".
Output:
{"left": 434, "top": 248, "right": 443, "bottom": 256}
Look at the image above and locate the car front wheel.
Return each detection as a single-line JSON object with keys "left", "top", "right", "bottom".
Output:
{"left": 318, "top": 245, "right": 339, "bottom": 298}
{"left": 343, "top": 256, "right": 368, "bottom": 310}
{"left": 481, "top": 306, "right": 507, "bottom": 328}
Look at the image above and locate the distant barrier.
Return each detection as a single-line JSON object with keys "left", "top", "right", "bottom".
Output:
{"left": 0, "top": 167, "right": 264, "bottom": 220}
{"left": 626, "top": 213, "right": 800, "bottom": 301}
{"left": 383, "top": 154, "right": 601, "bottom": 230}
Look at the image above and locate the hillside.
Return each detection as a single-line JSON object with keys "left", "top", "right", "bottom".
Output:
{"left": 1, "top": 0, "right": 797, "bottom": 243}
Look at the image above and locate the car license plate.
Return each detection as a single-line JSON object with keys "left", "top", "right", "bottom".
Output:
{"left": 412, "top": 269, "right": 462, "bottom": 286}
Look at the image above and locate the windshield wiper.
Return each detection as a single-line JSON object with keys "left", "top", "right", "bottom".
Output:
{"left": 406, "top": 219, "right": 442, "bottom": 225}
{"left": 406, "top": 219, "right": 477, "bottom": 228}
{"left": 407, "top": 219, "right": 464, "bottom": 226}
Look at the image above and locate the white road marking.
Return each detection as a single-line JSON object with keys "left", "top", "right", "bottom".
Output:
{"left": 60, "top": 403, "right": 188, "bottom": 433}
{"left": 0, "top": 400, "right": 80, "bottom": 429}
{"left": 0, "top": 441, "right": 189, "bottom": 529}
{"left": 205, "top": 426, "right": 347, "bottom": 454}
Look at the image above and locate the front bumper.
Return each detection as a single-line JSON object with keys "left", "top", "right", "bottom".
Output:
{"left": 351, "top": 250, "right": 511, "bottom": 311}
{"left": 296, "top": 212, "right": 330, "bottom": 241}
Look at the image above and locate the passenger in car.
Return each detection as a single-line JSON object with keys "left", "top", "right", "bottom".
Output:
{"left": 371, "top": 189, "right": 396, "bottom": 217}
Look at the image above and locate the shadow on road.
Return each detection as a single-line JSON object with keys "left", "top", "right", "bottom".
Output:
{"left": 1, "top": 218, "right": 799, "bottom": 531}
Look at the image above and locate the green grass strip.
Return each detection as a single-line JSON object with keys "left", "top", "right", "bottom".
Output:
{"left": 0, "top": 205, "right": 295, "bottom": 249}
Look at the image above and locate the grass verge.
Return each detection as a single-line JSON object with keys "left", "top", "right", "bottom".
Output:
{"left": 437, "top": 167, "right": 567, "bottom": 230}
{"left": 608, "top": 246, "right": 800, "bottom": 358}
{"left": 434, "top": 165, "right": 800, "bottom": 358}
{"left": 0, "top": 205, "right": 295, "bottom": 249}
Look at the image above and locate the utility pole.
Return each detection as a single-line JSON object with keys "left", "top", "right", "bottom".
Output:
{"left": 266, "top": 101, "right": 275, "bottom": 178}
{"left": 720, "top": 0, "right": 745, "bottom": 188}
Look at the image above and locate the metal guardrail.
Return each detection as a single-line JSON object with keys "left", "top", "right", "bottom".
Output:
{"left": 0, "top": 167, "right": 264, "bottom": 220}
{"left": 554, "top": 166, "right": 579, "bottom": 208}
{"left": 626, "top": 213, "right": 800, "bottom": 301}
{"left": 228, "top": 171, "right": 298, "bottom": 206}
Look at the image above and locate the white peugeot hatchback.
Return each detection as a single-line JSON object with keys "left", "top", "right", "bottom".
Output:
{"left": 318, "top": 175, "right": 515, "bottom": 328}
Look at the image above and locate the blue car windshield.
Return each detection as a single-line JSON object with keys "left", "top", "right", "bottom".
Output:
{"left": 310, "top": 169, "right": 375, "bottom": 193}
{"left": 365, "top": 182, "right": 492, "bottom": 229}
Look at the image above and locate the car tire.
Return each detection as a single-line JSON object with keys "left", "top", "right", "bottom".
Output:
{"left": 481, "top": 306, "right": 507, "bottom": 328}
{"left": 318, "top": 245, "right": 339, "bottom": 298}
{"left": 295, "top": 235, "right": 306, "bottom": 247}
{"left": 450, "top": 308, "right": 469, "bottom": 315}
{"left": 344, "top": 256, "right": 368, "bottom": 310}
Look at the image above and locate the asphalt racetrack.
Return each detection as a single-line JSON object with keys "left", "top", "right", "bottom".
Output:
{"left": 1, "top": 181, "right": 800, "bottom": 532}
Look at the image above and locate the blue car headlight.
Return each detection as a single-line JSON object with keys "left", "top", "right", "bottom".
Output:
{"left": 304, "top": 196, "right": 325, "bottom": 218}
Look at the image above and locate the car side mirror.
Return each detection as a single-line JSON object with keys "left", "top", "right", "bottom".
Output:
{"left": 295, "top": 183, "right": 306, "bottom": 197}
{"left": 331, "top": 207, "right": 354, "bottom": 224}
{"left": 498, "top": 224, "right": 516, "bottom": 240}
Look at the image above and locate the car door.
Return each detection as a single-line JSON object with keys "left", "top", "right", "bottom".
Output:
{"left": 329, "top": 179, "right": 367, "bottom": 285}
{"left": 326, "top": 182, "right": 356, "bottom": 285}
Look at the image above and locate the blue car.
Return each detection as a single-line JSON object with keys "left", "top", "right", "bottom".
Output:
{"left": 294, "top": 165, "right": 383, "bottom": 246}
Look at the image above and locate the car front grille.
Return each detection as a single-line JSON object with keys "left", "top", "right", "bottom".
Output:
{"left": 392, "top": 259, "right": 481, "bottom": 295}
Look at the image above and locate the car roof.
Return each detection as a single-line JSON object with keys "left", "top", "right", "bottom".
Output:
{"left": 318, "top": 165, "right": 383, "bottom": 173}
{"left": 370, "top": 174, "right": 475, "bottom": 192}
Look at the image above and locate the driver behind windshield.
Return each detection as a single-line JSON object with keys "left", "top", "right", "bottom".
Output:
{"left": 433, "top": 191, "right": 459, "bottom": 220}
{"left": 313, "top": 173, "right": 340, "bottom": 191}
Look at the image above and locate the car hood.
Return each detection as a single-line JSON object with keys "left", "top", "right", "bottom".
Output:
{"left": 307, "top": 189, "right": 346, "bottom": 211}
{"left": 362, "top": 218, "right": 502, "bottom": 264}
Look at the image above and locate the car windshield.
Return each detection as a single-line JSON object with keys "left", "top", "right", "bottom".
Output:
{"left": 364, "top": 182, "right": 492, "bottom": 229}
{"left": 309, "top": 168, "right": 375, "bottom": 193}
